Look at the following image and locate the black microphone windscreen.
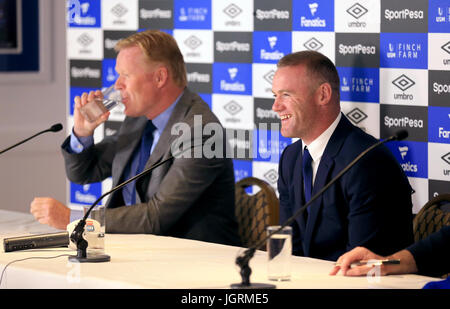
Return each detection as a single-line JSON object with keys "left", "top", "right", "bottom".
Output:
{"left": 50, "top": 123, "right": 63, "bottom": 132}
{"left": 394, "top": 130, "right": 408, "bottom": 141}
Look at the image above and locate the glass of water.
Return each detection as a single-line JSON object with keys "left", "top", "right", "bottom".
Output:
{"left": 267, "top": 225, "right": 292, "bottom": 281}
{"left": 82, "top": 205, "right": 106, "bottom": 257}
{"left": 80, "top": 84, "right": 122, "bottom": 123}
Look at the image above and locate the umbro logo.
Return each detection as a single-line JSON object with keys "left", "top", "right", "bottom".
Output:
{"left": 347, "top": 3, "right": 368, "bottom": 19}
{"left": 303, "top": 37, "right": 323, "bottom": 51}
{"left": 442, "top": 152, "right": 450, "bottom": 165}
{"left": 441, "top": 41, "right": 450, "bottom": 55}
{"left": 184, "top": 35, "right": 202, "bottom": 50}
{"left": 263, "top": 70, "right": 275, "bottom": 85}
{"left": 223, "top": 101, "right": 242, "bottom": 116}
{"left": 392, "top": 74, "right": 415, "bottom": 92}
{"left": 346, "top": 108, "right": 368, "bottom": 124}
{"left": 223, "top": 3, "right": 242, "bottom": 19}
{"left": 264, "top": 169, "right": 278, "bottom": 184}
{"left": 111, "top": 3, "right": 128, "bottom": 18}
{"left": 77, "top": 33, "right": 93, "bottom": 47}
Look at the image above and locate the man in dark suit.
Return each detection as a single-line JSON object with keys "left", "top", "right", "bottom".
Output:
{"left": 272, "top": 51, "right": 413, "bottom": 261}
{"left": 30, "top": 30, "right": 241, "bottom": 247}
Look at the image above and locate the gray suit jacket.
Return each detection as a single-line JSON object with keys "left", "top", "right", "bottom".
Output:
{"left": 61, "top": 88, "right": 241, "bottom": 246}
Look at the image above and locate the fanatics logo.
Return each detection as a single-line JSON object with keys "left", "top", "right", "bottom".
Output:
{"left": 253, "top": 31, "right": 291, "bottom": 63}
{"left": 71, "top": 182, "right": 102, "bottom": 205}
{"left": 346, "top": 3, "right": 368, "bottom": 19}
{"left": 268, "top": 36, "right": 277, "bottom": 49}
{"left": 392, "top": 74, "right": 415, "bottom": 92}
{"left": 309, "top": 3, "right": 318, "bottom": 16}
{"left": 213, "top": 63, "right": 252, "bottom": 95}
{"left": 396, "top": 145, "right": 418, "bottom": 173}
{"left": 68, "top": 0, "right": 100, "bottom": 27}
{"left": 293, "top": 0, "right": 333, "bottom": 31}
{"left": 228, "top": 67, "right": 238, "bottom": 80}
{"left": 303, "top": 37, "right": 323, "bottom": 51}
{"left": 346, "top": 108, "right": 368, "bottom": 124}
{"left": 398, "top": 146, "right": 409, "bottom": 160}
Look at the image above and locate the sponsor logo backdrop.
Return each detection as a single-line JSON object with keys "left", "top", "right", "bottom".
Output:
{"left": 66, "top": 0, "right": 450, "bottom": 214}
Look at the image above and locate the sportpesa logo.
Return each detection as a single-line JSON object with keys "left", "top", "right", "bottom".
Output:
{"left": 384, "top": 9, "right": 424, "bottom": 21}
{"left": 216, "top": 41, "right": 250, "bottom": 53}
{"left": 433, "top": 82, "right": 450, "bottom": 95}
{"left": 255, "top": 9, "right": 289, "bottom": 20}
{"left": 384, "top": 116, "right": 424, "bottom": 129}
{"left": 338, "top": 44, "right": 376, "bottom": 55}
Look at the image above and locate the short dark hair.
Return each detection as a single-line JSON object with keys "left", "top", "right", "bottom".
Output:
{"left": 277, "top": 51, "right": 340, "bottom": 99}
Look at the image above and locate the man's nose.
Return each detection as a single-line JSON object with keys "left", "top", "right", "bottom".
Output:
{"left": 272, "top": 97, "right": 282, "bottom": 112}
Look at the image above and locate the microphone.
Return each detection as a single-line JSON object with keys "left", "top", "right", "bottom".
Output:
{"left": 230, "top": 130, "right": 408, "bottom": 289}
{"left": 0, "top": 123, "right": 63, "bottom": 155}
{"left": 68, "top": 136, "right": 213, "bottom": 263}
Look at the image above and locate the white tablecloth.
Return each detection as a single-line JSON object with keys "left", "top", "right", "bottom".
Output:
{"left": 0, "top": 210, "right": 441, "bottom": 289}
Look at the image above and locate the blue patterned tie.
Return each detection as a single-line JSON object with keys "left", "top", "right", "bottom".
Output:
{"left": 129, "top": 120, "right": 156, "bottom": 205}
{"left": 302, "top": 146, "right": 313, "bottom": 210}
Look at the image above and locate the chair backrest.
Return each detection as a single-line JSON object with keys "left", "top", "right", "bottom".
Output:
{"left": 413, "top": 193, "right": 450, "bottom": 242}
{"left": 234, "top": 177, "right": 279, "bottom": 249}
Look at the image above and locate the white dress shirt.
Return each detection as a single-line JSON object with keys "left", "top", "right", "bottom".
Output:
{"left": 302, "top": 113, "right": 341, "bottom": 185}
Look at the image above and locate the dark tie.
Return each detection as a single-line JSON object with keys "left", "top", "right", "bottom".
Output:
{"left": 128, "top": 120, "right": 156, "bottom": 205}
{"left": 137, "top": 120, "right": 157, "bottom": 175}
{"left": 302, "top": 146, "right": 313, "bottom": 210}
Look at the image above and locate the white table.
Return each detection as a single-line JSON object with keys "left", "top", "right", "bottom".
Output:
{"left": 0, "top": 210, "right": 441, "bottom": 289}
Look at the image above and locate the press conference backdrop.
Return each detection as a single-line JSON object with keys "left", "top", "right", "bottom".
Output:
{"left": 66, "top": 0, "right": 450, "bottom": 214}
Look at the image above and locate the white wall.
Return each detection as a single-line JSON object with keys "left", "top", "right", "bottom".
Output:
{"left": 0, "top": 0, "right": 67, "bottom": 213}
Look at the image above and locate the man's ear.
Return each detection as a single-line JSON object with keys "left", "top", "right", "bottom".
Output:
{"left": 155, "top": 66, "right": 168, "bottom": 87}
{"left": 316, "top": 82, "right": 332, "bottom": 105}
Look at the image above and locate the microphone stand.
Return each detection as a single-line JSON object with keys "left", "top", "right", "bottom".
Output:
{"left": 0, "top": 123, "right": 63, "bottom": 155}
{"left": 231, "top": 131, "right": 407, "bottom": 288}
{"left": 68, "top": 136, "right": 212, "bottom": 263}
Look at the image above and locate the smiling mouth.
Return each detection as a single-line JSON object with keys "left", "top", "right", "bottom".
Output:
{"left": 280, "top": 114, "right": 292, "bottom": 120}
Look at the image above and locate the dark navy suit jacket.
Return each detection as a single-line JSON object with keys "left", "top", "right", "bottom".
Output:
{"left": 278, "top": 114, "right": 414, "bottom": 261}
{"left": 407, "top": 225, "right": 450, "bottom": 277}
